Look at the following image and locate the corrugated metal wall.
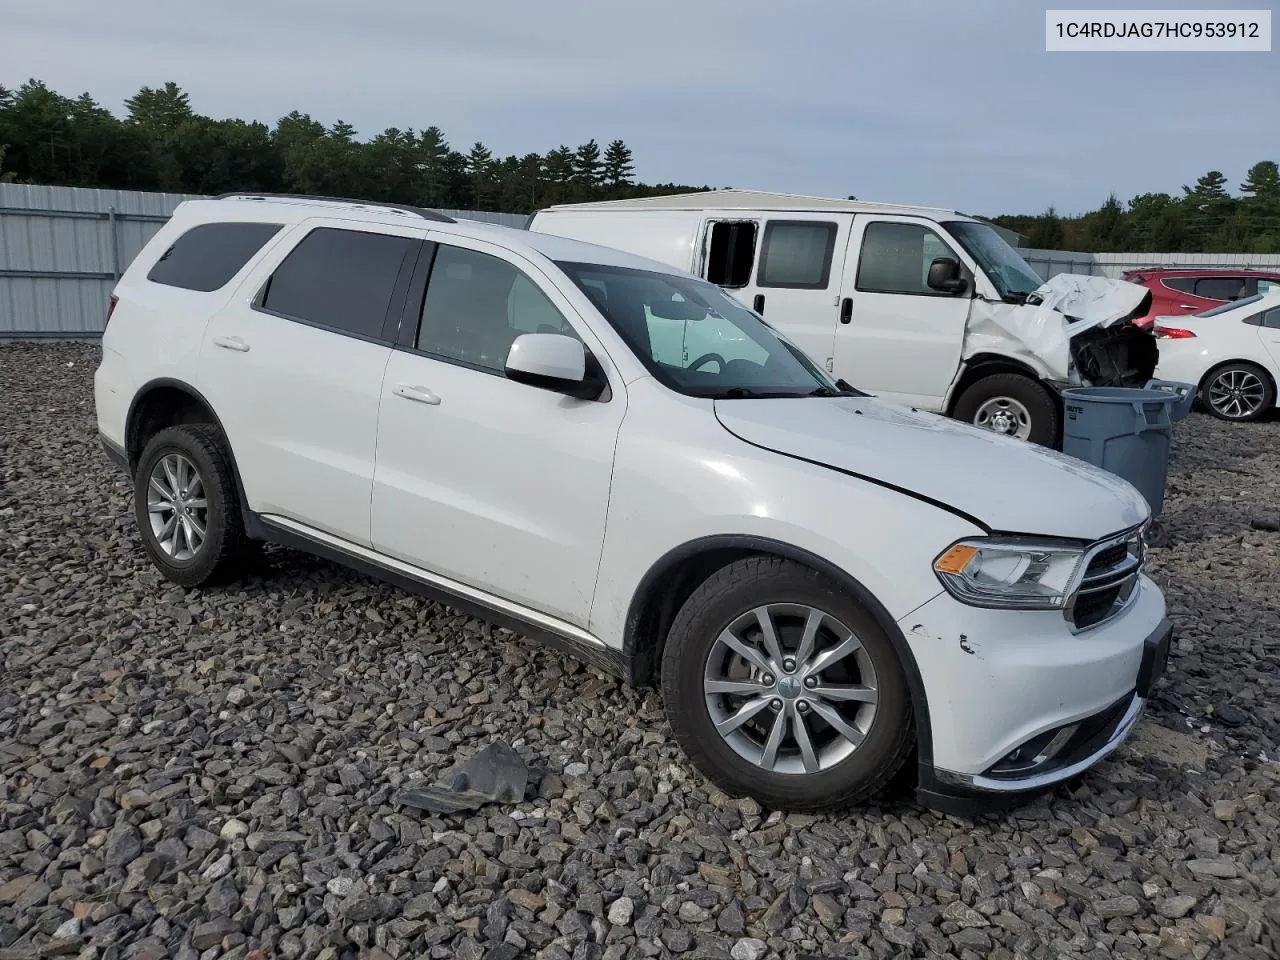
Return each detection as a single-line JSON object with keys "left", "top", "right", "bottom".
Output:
{"left": 1021, "top": 248, "right": 1280, "bottom": 280}
{"left": 0, "top": 184, "right": 532, "bottom": 337}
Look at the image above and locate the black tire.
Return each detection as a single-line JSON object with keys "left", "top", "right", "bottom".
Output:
{"left": 133, "top": 424, "right": 254, "bottom": 588}
{"left": 1199, "top": 362, "right": 1275, "bottom": 422}
{"left": 952, "top": 372, "right": 1060, "bottom": 446}
{"left": 660, "top": 556, "right": 914, "bottom": 811}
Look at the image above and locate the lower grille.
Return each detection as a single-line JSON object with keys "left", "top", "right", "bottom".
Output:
{"left": 1066, "top": 529, "right": 1144, "bottom": 631}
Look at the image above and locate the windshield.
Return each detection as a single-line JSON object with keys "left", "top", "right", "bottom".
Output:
{"left": 555, "top": 260, "right": 848, "bottom": 398}
{"left": 1197, "top": 293, "right": 1263, "bottom": 317}
{"left": 942, "top": 221, "right": 1044, "bottom": 301}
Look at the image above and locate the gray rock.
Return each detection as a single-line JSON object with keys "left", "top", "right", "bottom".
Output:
{"left": 607, "top": 896, "right": 634, "bottom": 926}
{"left": 1156, "top": 895, "right": 1199, "bottom": 919}
{"left": 731, "top": 939, "right": 768, "bottom": 960}
{"left": 103, "top": 823, "right": 142, "bottom": 867}
{"left": 1096, "top": 896, "right": 1142, "bottom": 918}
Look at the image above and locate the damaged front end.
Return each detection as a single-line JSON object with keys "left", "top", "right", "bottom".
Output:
{"left": 965, "top": 273, "right": 1158, "bottom": 388}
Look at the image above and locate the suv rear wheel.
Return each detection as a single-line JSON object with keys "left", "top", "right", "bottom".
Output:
{"left": 953, "top": 372, "right": 1059, "bottom": 445}
{"left": 133, "top": 424, "right": 254, "bottom": 587}
{"left": 660, "top": 557, "right": 914, "bottom": 811}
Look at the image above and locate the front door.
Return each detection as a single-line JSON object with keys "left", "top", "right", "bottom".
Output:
{"left": 832, "top": 216, "right": 973, "bottom": 408}
{"left": 370, "top": 233, "right": 626, "bottom": 627}
{"left": 700, "top": 214, "right": 851, "bottom": 373}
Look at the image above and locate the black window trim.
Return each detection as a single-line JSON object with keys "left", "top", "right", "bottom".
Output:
{"left": 854, "top": 218, "right": 967, "bottom": 299}
{"left": 249, "top": 224, "right": 421, "bottom": 348}
{"left": 146, "top": 220, "right": 285, "bottom": 293}
{"left": 755, "top": 219, "right": 838, "bottom": 290}
{"left": 391, "top": 238, "right": 613, "bottom": 399}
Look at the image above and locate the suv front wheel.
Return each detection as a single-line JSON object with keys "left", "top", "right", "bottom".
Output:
{"left": 133, "top": 424, "right": 254, "bottom": 588}
{"left": 661, "top": 557, "right": 914, "bottom": 811}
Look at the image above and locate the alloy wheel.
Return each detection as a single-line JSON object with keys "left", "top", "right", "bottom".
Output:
{"left": 146, "top": 453, "right": 208, "bottom": 561}
{"left": 702, "top": 603, "right": 879, "bottom": 775}
{"left": 1207, "top": 369, "right": 1267, "bottom": 419}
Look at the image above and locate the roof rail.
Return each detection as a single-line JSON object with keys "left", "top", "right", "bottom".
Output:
{"left": 212, "top": 192, "right": 456, "bottom": 223}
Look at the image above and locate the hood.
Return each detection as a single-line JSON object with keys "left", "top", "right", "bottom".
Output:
{"left": 966, "top": 273, "right": 1154, "bottom": 382}
{"left": 714, "top": 395, "right": 1150, "bottom": 541}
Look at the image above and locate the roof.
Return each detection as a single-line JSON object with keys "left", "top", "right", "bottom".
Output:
{"left": 1125, "top": 265, "right": 1280, "bottom": 277}
{"left": 537, "top": 188, "right": 977, "bottom": 221}
{"left": 175, "top": 193, "right": 693, "bottom": 278}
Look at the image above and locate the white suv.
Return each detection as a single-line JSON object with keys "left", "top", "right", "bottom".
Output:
{"left": 95, "top": 193, "right": 1173, "bottom": 815}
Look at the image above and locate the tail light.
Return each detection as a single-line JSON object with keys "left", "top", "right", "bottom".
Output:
{"left": 105, "top": 294, "right": 119, "bottom": 329}
{"left": 1154, "top": 325, "right": 1196, "bottom": 339}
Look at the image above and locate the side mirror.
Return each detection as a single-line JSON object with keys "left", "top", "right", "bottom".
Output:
{"left": 927, "top": 257, "right": 967, "bottom": 295}
{"left": 505, "top": 333, "right": 606, "bottom": 400}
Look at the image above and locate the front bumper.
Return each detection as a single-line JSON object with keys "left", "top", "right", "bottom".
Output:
{"left": 899, "top": 578, "right": 1171, "bottom": 817}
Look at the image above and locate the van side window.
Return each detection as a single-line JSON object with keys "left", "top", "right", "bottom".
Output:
{"left": 417, "top": 243, "right": 579, "bottom": 373}
{"left": 147, "top": 222, "right": 282, "bottom": 292}
{"left": 705, "top": 221, "right": 757, "bottom": 288}
{"left": 259, "top": 226, "right": 413, "bottom": 340}
{"left": 757, "top": 221, "right": 837, "bottom": 289}
{"left": 856, "top": 222, "right": 958, "bottom": 297}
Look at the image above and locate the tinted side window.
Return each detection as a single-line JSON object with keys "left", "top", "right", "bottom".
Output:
{"left": 1263, "top": 307, "right": 1280, "bottom": 329}
{"left": 260, "top": 227, "right": 413, "bottom": 340}
{"left": 757, "top": 221, "right": 837, "bottom": 289}
{"left": 147, "top": 222, "right": 281, "bottom": 292}
{"left": 1161, "top": 277, "right": 1198, "bottom": 295}
{"left": 417, "top": 244, "right": 578, "bottom": 372}
{"left": 705, "top": 221, "right": 757, "bottom": 288}
{"left": 856, "top": 222, "right": 954, "bottom": 296}
{"left": 1195, "top": 276, "right": 1248, "bottom": 301}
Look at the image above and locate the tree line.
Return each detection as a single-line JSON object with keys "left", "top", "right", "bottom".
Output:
{"left": 0, "top": 79, "right": 713, "bottom": 211}
{"left": 2, "top": 79, "right": 1278, "bottom": 253}
{"left": 991, "top": 165, "right": 1280, "bottom": 254}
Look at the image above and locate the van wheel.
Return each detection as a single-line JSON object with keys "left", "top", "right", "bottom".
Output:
{"left": 953, "top": 373, "right": 1059, "bottom": 445}
{"left": 133, "top": 424, "right": 254, "bottom": 588}
{"left": 660, "top": 557, "right": 914, "bottom": 811}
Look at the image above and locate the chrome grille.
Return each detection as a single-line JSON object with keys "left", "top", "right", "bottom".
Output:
{"left": 1065, "top": 529, "right": 1145, "bottom": 631}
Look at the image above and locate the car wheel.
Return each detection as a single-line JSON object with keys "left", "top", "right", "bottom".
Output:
{"left": 952, "top": 373, "right": 1060, "bottom": 446}
{"left": 1201, "top": 362, "right": 1274, "bottom": 422}
{"left": 133, "top": 424, "right": 254, "bottom": 588}
{"left": 660, "top": 556, "right": 914, "bottom": 811}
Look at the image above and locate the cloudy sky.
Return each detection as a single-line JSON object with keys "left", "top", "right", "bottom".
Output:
{"left": 1, "top": 0, "right": 1275, "bottom": 216}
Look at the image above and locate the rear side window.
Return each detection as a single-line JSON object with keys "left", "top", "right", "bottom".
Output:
{"left": 260, "top": 227, "right": 413, "bottom": 340}
{"left": 1262, "top": 307, "right": 1280, "bottom": 329}
{"left": 1196, "top": 276, "right": 1250, "bottom": 301}
{"left": 705, "top": 221, "right": 757, "bottom": 288}
{"left": 146, "top": 222, "right": 281, "bottom": 292}
{"left": 758, "top": 221, "right": 837, "bottom": 289}
{"left": 1161, "top": 277, "right": 1198, "bottom": 295}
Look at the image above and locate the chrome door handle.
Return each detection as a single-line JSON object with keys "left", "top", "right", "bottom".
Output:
{"left": 213, "top": 335, "right": 250, "bottom": 352}
{"left": 393, "top": 384, "right": 441, "bottom": 405}
{"left": 1179, "top": 304, "right": 1198, "bottom": 310}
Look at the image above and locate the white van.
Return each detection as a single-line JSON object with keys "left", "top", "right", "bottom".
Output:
{"left": 527, "top": 190, "right": 1158, "bottom": 445}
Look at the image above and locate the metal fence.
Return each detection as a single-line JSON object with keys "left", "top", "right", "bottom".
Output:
{"left": 5, "top": 182, "right": 1280, "bottom": 337}
{"left": 1021, "top": 248, "right": 1280, "bottom": 280}
{"left": 0, "top": 184, "right": 532, "bottom": 338}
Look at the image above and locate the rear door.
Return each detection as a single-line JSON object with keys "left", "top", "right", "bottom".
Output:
{"left": 699, "top": 213, "right": 851, "bottom": 373}
{"left": 197, "top": 218, "right": 422, "bottom": 546}
{"left": 832, "top": 216, "right": 972, "bottom": 408}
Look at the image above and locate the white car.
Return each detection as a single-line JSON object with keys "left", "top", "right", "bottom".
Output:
{"left": 1152, "top": 288, "right": 1280, "bottom": 422}
{"left": 94, "top": 193, "right": 1173, "bottom": 815}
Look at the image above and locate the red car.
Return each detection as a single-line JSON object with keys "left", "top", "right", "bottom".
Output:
{"left": 1123, "top": 267, "right": 1280, "bottom": 328}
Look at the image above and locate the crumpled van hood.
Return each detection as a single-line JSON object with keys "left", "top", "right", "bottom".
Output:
{"left": 968, "top": 273, "right": 1154, "bottom": 382}
{"left": 715, "top": 395, "right": 1150, "bottom": 541}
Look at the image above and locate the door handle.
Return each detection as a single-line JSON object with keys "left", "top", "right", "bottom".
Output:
{"left": 839, "top": 297, "right": 853, "bottom": 324}
{"left": 1179, "top": 304, "right": 1198, "bottom": 310}
{"left": 213, "top": 335, "right": 250, "bottom": 352}
{"left": 393, "top": 384, "right": 441, "bottom": 405}
{"left": 753, "top": 294, "right": 765, "bottom": 314}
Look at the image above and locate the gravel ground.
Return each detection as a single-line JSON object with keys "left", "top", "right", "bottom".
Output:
{"left": 2, "top": 340, "right": 1278, "bottom": 960}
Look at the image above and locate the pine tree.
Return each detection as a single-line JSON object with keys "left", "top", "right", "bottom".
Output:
{"left": 574, "top": 139, "right": 602, "bottom": 187}
{"left": 602, "top": 139, "right": 634, "bottom": 186}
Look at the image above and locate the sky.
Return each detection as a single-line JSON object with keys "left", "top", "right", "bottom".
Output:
{"left": 1, "top": 0, "right": 1276, "bottom": 217}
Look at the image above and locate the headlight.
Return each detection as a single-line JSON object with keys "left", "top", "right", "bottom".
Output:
{"left": 933, "top": 537, "right": 1086, "bottom": 609}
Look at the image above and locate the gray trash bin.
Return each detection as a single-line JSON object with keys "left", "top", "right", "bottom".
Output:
{"left": 1144, "top": 378, "right": 1197, "bottom": 422}
{"left": 1060, "top": 382, "right": 1193, "bottom": 517}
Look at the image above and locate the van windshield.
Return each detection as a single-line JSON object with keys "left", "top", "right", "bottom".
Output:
{"left": 942, "top": 221, "right": 1044, "bottom": 301}
{"left": 555, "top": 260, "right": 851, "bottom": 399}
